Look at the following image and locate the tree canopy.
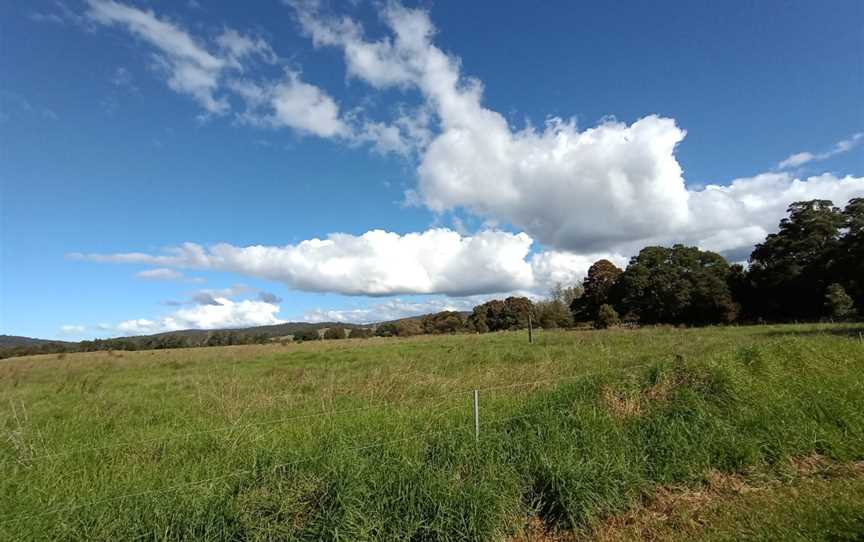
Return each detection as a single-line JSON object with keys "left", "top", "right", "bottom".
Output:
{"left": 571, "top": 259, "right": 623, "bottom": 322}
{"left": 618, "top": 245, "right": 737, "bottom": 325}
{"left": 747, "top": 200, "right": 845, "bottom": 320}
{"left": 468, "top": 297, "right": 535, "bottom": 333}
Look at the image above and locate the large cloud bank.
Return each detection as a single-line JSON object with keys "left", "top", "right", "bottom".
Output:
{"left": 293, "top": 2, "right": 864, "bottom": 256}
{"left": 64, "top": 0, "right": 864, "bottom": 306}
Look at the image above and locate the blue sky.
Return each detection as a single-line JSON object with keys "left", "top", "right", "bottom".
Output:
{"left": 2, "top": 0, "right": 862, "bottom": 340}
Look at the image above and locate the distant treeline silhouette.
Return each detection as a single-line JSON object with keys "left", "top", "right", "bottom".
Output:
{"left": 2, "top": 198, "right": 861, "bottom": 359}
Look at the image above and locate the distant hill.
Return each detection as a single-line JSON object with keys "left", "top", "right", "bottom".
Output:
{"left": 141, "top": 321, "right": 367, "bottom": 343}
{"left": 1, "top": 311, "right": 470, "bottom": 355}
{"left": 0, "top": 335, "right": 75, "bottom": 348}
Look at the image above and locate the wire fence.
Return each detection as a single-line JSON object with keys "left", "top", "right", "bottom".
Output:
{"left": 1, "top": 362, "right": 653, "bottom": 527}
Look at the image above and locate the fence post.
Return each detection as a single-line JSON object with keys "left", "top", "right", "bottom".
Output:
{"left": 528, "top": 314, "right": 534, "bottom": 344}
{"left": 473, "top": 389, "right": 480, "bottom": 441}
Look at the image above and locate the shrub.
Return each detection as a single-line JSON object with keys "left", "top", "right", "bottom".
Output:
{"left": 294, "top": 329, "right": 321, "bottom": 342}
{"left": 594, "top": 304, "right": 620, "bottom": 329}
{"left": 421, "top": 311, "right": 467, "bottom": 334}
{"left": 825, "top": 283, "right": 856, "bottom": 320}
{"left": 535, "top": 300, "right": 573, "bottom": 329}
{"left": 348, "top": 328, "right": 373, "bottom": 339}
{"left": 395, "top": 319, "right": 424, "bottom": 337}
{"left": 375, "top": 320, "right": 424, "bottom": 337}
{"left": 323, "top": 327, "right": 346, "bottom": 340}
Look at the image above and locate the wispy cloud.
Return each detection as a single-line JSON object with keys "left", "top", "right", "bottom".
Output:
{"left": 85, "top": 0, "right": 232, "bottom": 114}
{"left": 76, "top": 1, "right": 427, "bottom": 152}
{"left": 29, "top": 1, "right": 93, "bottom": 29}
{"left": 778, "top": 133, "right": 863, "bottom": 170}
{"left": 59, "top": 324, "right": 87, "bottom": 336}
{"left": 134, "top": 267, "right": 204, "bottom": 283}
{"left": 135, "top": 268, "right": 184, "bottom": 281}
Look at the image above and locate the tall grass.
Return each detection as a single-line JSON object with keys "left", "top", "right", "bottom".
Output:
{"left": 1, "top": 324, "right": 862, "bottom": 540}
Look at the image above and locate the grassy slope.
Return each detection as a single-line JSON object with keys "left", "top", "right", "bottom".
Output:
{"left": 1, "top": 324, "right": 863, "bottom": 540}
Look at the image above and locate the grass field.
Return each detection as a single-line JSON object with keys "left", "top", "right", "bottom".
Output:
{"left": 2, "top": 324, "right": 863, "bottom": 540}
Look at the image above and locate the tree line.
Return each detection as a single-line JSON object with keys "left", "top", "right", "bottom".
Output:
{"left": 2, "top": 198, "right": 860, "bottom": 359}
{"left": 564, "top": 198, "right": 863, "bottom": 329}
{"left": 364, "top": 198, "right": 864, "bottom": 334}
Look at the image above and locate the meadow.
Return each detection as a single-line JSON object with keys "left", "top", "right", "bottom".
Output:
{"left": 1, "top": 324, "right": 863, "bottom": 541}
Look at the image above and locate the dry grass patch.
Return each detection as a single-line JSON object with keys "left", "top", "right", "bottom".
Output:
{"left": 592, "top": 459, "right": 864, "bottom": 542}
{"left": 786, "top": 453, "right": 864, "bottom": 479}
{"left": 601, "top": 386, "right": 642, "bottom": 418}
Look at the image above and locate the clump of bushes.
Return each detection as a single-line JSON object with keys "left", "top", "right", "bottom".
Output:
{"left": 594, "top": 304, "right": 619, "bottom": 329}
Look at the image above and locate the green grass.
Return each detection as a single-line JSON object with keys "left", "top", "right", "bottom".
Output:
{"left": 1, "top": 324, "right": 863, "bottom": 540}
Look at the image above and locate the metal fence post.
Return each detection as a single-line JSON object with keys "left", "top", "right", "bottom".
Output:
{"left": 473, "top": 389, "right": 480, "bottom": 441}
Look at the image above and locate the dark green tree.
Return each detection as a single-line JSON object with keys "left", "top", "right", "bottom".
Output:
{"left": 467, "top": 297, "right": 535, "bottom": 332}
{"left": 466, "top": 305, "right": 489, "bottom": 333}
{"left": 323, "top": 327, "right": 346, "bottom": 340}
{"left": 727, "top": 263, "right": 757, "bottom": 320}
{"left": 394, "top": 319, "right": 424, "bottom": 336}
{"left": 748, "top": 200, "right": 844, "bottom": 320}
{"left": 421, "top": 311, "right": 467, "bottom": 334}
{"left": 835, "top": 198, "right": 864, "bottom": 312}
{"left": 293, "top": 329, "right": 321, "bottom": 341}
{"left": 374, "top": 322, "right": 399, "bottom": 337}
{"left": 348, "top": 327, "right": 373, "bottom": 339}
{"left": 618, "top": 245, "right": 737, "bottom": 325}
{"left": 571, "top": 259, "right": 623, "bottom": 322}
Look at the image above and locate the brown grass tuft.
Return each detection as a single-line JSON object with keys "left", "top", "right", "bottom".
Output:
{"left": 788, "top": 453, "right": 864, "bottom": 479}
{"left": 602, "top": 386, "right": 642, "bottom": 418}
{"left": 593, "top": 471, "right": 761, "bottom": 542}
{"left": 593, "top": 458, "right": 864, "bottom": 542}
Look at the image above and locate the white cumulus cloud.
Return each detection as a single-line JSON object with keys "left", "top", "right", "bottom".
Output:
{"left": 72, "top": 229, "right": 608, "bottom": 296}
{"left": 292, "top": 2, "right": 864, "bottom": 257}
{"left": 233, "top": 71, "right": 350, "bottom": 138}
{"left": 116, "top": 297, "right": 284, "bottom": 335}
